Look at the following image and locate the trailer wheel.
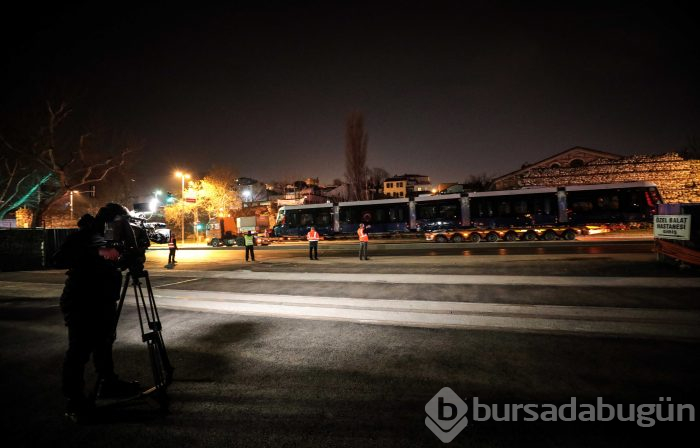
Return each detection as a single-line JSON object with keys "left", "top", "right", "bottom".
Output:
{"left": 435, "top": 234, "right": 448, "bottom": 243}
{"left": 486, "top": 232, "right": 499, "bottom": 242}
{"left": 504, "top": 231, "right": 517, "bottom": 242}
{"left": 451, "top": 234, "right": 464, "bottom": 243}
{"left": 523, "top": 230, "right": 537, "bottom": 241}
{"left": 543, "top": 230, "right": 557, "bottom": 241}
{"left": 562, "top": 229, "right": 576, "bottom": 240}
{"left": 469, "top": 232, "right": 481, "bottom": 243}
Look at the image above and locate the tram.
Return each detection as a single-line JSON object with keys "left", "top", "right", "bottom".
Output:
{"left": 272, "top": 181, "right": 662, "bottom": 238}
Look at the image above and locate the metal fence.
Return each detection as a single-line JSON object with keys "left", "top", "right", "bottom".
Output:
{"left": 0, "top": 227, "right": 77, "bottom": 271}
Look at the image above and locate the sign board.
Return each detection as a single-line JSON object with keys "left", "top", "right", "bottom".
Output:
{"left": 185, "top": 198, "right": 196, "bottom": 203}
{"left": 653, "top": 215, "right": 691, "bottom": 240}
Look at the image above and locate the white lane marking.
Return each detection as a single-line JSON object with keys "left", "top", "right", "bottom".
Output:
{"left": 144, "top": 269, "right": 700, "bottom": 288}
{"left": 152, "top": 289, "right": 700, "bottom": 323}
{"left": 152, "top": 297, "right": 700, "bottom": 340}
{"left": 155, "top": 278, "right": 201, "bottom": 288}
{"left": 0, "top": 281, "right": 697, "bottom": 338}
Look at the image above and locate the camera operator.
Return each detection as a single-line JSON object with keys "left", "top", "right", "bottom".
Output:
{"left": 54, "top": 204, "right": 141, "bottom": 423}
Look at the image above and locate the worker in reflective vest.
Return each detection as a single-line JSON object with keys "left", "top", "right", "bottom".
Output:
{"left": 168, "top": 233, "right": 178, "bottom": 265}
{"left": 307, "top": 226, "right": 320, "bottom": 260}
{"left": 244, "top": 231, "right": 255, "bottom": 262}
{"left": 357, "top": 223, "right": 369, "bottom": 260}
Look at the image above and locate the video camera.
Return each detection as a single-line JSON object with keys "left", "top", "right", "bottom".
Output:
{"left": 95, "top": 203, "right": 151, "bottom": 272}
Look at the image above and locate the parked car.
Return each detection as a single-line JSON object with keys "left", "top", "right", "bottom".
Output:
{"left": 210, "top": 231, "right": 270, "bottom": 247}
{"left": 143, "top": 222, "right": 170, "bottom": 244}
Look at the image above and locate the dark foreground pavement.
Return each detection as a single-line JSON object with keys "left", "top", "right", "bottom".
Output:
{"left": 2, "top": 245, "right": 699, "bottom": 447}
{"left": 2, "top": 297, "right": 699, "bottom": 447}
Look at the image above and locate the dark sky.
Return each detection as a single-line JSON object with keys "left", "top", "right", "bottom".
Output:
{"left": 2, "top": 1, "right": 699, "bottom": 197}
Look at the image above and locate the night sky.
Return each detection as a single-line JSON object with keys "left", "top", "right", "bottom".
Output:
{"left": 2, "top": 1, "right": 699, "bottom": 197}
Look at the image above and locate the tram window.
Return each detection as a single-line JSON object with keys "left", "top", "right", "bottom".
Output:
{"left": 286, "top": 211, "right": 300, "bottom": 226}
{"left": 543, "top": 198, "right": 552, "bottom": 215}
{"left": 498, "top": 201, "right": 511, "bottom": 216}
{"left": 610, "top": 195, "right": 620, "bottom": 210}
{"left": 374, "top": 209, "right": 387, "bottom": 222}
{"left": 595, "top": 195, "right": 619, "bottom": 210}
{"left": 389, "top": 207, "right": 405, "bottom": 222}
{"left": 624, "top": 192, "right": 642, "bottom": 211}
{"left": 439, "top": 204, "right": 458, "bottom": 219}
{"left": 316, "top": 212, "right": 331, "bottom": 226}
{"left": 480, "top": 201, "right": 494, "bottom": 217}
{"left": 532, "top": 198, "right": 550, "bottom": 214}
{"left": 341, "top": 208, "right": 358, "bottom": 223}
{"left": 474, "top": 200, "right": 493, "bottom": 217}
{"left": 300, "top": 213, "right": 314, "bottom": 226}
{"left": 417, "top": 206, "right": 436, "bottom": 219}
{"left": 572, "top": 201, "right": 593, "bottom": 212}
{"left": 475, "top": 202, "right": 484, "bottom": 217}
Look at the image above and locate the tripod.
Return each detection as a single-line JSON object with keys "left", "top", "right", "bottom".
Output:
{"left": 94, "top": 267, "right": 174, "bottom": 410}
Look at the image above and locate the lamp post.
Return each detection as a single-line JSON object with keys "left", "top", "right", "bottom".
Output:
{"left": 69, "top": 189, "right": 95, "bottom": 223}
{"left": 242, "top": 189, "right": 251, "bottom": 207}
{"left": 175, "top": 172, "right": 190, "bottom": 243}
{"left": 70, "top": 190, "right": 75, "bottom": 222}
{"left": 149, "top": 190, "right": 162, "bottom": 213}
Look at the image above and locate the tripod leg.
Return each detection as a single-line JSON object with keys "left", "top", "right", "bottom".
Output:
{"left": 114, "top": 271, "right": 132, "bottom": 335}
{"left": 92, "top": 269, "right": 174, "bottom": 411}
{"left": 130, "top": 270, "right": 173, "bottom": 409}
{"left": 143, "top": 271, "right": 174, "bottom": 385}
{"left": 92, "top": 271, "right": 132, "bottom": 402}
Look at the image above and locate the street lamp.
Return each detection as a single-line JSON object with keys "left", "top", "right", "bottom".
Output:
{"left": 69, "top": 189, "right": 95, "bottom": 222}
{"left": 149, "top": 190, "right": 162, "bottom": 213}
{"left": 175, "top": 171, "right": 190, "bottom": 243}
{"left": 70, "top": 190, "right": 76, "bottom": 222}
{"left": 242, "top": 189, "right": 251, "bottom": 205}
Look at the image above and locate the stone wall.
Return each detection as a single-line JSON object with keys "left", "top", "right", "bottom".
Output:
{"left": 518, "top": 153, "right": 700, "bottom": 203}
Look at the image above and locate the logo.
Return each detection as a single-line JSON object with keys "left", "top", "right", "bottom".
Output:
{"left": 425, "top": 387, "right": 469, "bottom": 443}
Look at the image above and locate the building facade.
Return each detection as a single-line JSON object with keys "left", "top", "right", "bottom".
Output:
{"left": 491, "top": 147, "right": 700, "bottom": 203}
{"left": 383, "top": 174, "right": 431, "bottom": 198}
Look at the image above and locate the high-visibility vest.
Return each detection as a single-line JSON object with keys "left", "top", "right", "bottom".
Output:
{"left": 357, "top": 227, "right": 369, "bottom": 242}
{"left": 168, "top": 236, "right": 176, "bottom": 249}
{"left": 244, "top": 234, "right": 255, "bottom": 246}
{"left": 307, "top": 230, "right": 320, "bottom": 242}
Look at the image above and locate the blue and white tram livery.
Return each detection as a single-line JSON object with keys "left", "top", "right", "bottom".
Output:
{"left": 338, "top": 198, "right": 410, "bottom": 233}
{"left": 272, "top": 181, "right": 663, "bottom": 237}
{"left": 273, "top": 203, "right": 334, "bottom": 237}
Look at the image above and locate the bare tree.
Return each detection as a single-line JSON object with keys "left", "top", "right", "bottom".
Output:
{"left": 0, "top": 102, "right": 136, "bottom": 226}
{"left": 462, "top": 173, "right": 492, "bottom": 192}
{"left": 0, "top": 147, "right": 50, "bottom": 219}
{"left": 344, "top": 111, "right": 368, "bottom": 201}
{"left": 366, "top": 167, "right": 389, "bottom": 198}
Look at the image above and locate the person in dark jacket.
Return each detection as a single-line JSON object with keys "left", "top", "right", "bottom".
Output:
{"left": 54, "top": 212, "right": 139, "bottom": 422}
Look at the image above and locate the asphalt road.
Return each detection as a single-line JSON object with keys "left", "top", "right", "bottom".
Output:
{"left": 1, "top": 241, "right": 698, "bottom": 447}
